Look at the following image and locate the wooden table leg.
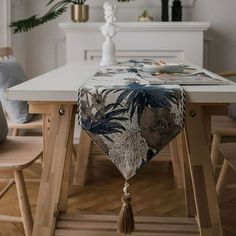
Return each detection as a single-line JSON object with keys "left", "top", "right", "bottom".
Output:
{"left": 73, "top": 130, "right": 92, "bottom": 186}
{"left": 170, "top": 135, "right": 185, "bottom": 189}
{"left": 42, "top": 114, "right": 51, "bottom": 164}
{"left": 59, "top": 110, "right": 76, "bottom": 212}
{"left": 180, "top": 130, "right": 196, "bottom": 217}
{"left": 185, "top": 103, "right": 223, "bottom": 236}
{"left": 32, "top": 104, "right": 75, "bottom": 236}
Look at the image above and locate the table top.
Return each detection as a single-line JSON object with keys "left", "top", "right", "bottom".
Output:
{"left": 6, "top": 62, "right": 236, "bottom": 104}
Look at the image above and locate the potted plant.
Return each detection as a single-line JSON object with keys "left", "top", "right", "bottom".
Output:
{"left": 10, "top": 0, "right": 89, "bottom": 33}
{"left": 71, "top": 0, "right": 89, "bottom": 23}
{"left": 11, "top": 0, "right": 134, "bottom": 33}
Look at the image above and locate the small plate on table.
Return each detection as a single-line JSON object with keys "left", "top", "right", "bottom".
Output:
{"left": 140, "top": 64, "right": 160, "bottom": 73}
{"left": 158, "top": 63, "right": 185, "bottom": 73}
{"left": 141, "top": 63, "right": 185, "bottom": 74}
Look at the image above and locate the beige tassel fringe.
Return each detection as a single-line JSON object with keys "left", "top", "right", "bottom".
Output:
{"left": 117, "top": 181, "right": 135, "bottom": 234}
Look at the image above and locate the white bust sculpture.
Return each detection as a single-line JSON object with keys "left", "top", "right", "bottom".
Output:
{"left": 100, "top": 2, "right": 119, "bottom": 67}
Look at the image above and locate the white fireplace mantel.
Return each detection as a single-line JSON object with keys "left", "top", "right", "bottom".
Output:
{"left": 60, "top": 22, "right": 210, "bottom": 67}
{"left": 60, "top": 22, "right": 210, "bottom": 32}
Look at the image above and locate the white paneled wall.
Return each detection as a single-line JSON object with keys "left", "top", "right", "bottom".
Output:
{"left": 189, "top": 0, "right": 236, "bottom": 72}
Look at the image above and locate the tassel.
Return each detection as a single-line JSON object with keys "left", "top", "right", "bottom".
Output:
{"left": 117, "top": 181, "right": 135, "bottom": 234}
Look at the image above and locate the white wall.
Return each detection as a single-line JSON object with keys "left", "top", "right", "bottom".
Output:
{"left": 23, "top": 0, "right": 68, "bottom": 77}
{"left": 189, "top": 0, "right": 236, "bottom": 72}
{"left": 11, "top": 0, "right": 27, "bottom": 70}
{"left": 0, "top": 0, "right": 11, "bottom": 47}
{"left": 10, "top": 0, "right": 236, "bottom": 77}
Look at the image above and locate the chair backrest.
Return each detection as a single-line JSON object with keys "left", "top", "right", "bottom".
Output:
{"left": 0, "top": 47, "right": 33, "bottom": 124}
{"left": 0, "top": 48, "right": 13, "bottom": 118}
{"left": 0, "top": 48, "right": 15, "bottom": 119}
{"left": 218, "top": 71, "right": 236, "bottom": 119}
{"left": 0, "top": 47, "right": 13, "bottom": 61}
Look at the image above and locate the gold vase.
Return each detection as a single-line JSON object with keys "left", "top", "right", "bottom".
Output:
{"left": 71, "top": 4, "right": 89, "bottom": 23}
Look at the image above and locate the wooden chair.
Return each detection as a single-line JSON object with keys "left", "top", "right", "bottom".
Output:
{"left": 217, "top": 143, "right": 236, "bottom": 199}
{"left": 211, "top": 115, "right": 236, "bottom": 172}
{"left": 0, "top": 47, "right": 78, "bottom": 192}
{"left": 211, "top": 72, "right": 236, "bottom": 173}
{"left": 210, "top": 72, "right": 236, "bottom": 199}
{"left": 7, "top": 115, "right": 43, "bottom": 136}
{"left": 0, "top": 47, "right": 12, "bottom": 61}
{"left": 0, "top": 136, "right": 42, "bottom": 236}
{"left": 0, "top": 47, "right": 43, "bottom": 137}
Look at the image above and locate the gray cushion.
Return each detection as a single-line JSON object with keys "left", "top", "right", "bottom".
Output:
{"left": 0, "top": 57, "right": 32, "bottom": 123}
{"left": 228, "top": 103, "right": 236, "bottom": 120}
{"left": 0, "top": 102, "right": 8, "bottom": 143}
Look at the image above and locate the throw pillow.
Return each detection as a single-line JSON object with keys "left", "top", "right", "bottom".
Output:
{"left": 0, "top": 57, "right": 32, "bottom": 123}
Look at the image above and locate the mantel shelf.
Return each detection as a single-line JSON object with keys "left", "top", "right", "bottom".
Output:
{"left": 60, "top": 22, "right": 211, "bottom": 32}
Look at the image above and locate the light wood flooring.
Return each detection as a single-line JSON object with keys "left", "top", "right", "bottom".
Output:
{"left": 0, "top": 144, "right": 235, "bottom": 236}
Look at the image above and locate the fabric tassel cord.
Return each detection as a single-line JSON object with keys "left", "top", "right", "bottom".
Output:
{"left": 117, "top": 181, "right": 135, "bottom": 234}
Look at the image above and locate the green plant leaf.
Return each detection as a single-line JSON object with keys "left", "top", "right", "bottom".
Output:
{"left": 10, "top": 6, "right": 68, "bottom": 33}
{"left": 47, "top": 0, "right": 56, "bottom": 6}
{"left": 10, "top": 0, "right": 133, "bottom": 34}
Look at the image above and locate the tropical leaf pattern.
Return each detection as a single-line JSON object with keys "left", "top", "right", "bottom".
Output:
{"left": 78, "top": 61, "right": 185, "bottom": 179}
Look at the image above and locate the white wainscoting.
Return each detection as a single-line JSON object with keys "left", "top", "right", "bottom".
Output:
{"left": 84, "top": 49, "right": 184, "bottom": 62}
{"left": 53, "top": 37, "right": 66, "bottom": 69}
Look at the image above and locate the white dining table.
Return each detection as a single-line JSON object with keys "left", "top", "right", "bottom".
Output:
{"left": 6, "top": 61, "right": 236, "bottom": 236}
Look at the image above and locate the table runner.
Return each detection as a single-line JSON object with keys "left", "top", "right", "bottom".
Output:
{"left": 78, "top": 60, "right": 185, "bottom": 234}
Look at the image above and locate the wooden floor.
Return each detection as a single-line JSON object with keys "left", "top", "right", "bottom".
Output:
{"left": 0, "top": 144, "right": 235, "bottom": 236}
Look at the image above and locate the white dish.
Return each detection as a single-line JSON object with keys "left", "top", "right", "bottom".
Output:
{"left": 158, "top": 63, "right": 185, "bottom": 73}
{"left": 141, "top": 63, "right": 185, "bottom": 74}
{"left": 140, "top": 64, "right": 160, "bottom": 73}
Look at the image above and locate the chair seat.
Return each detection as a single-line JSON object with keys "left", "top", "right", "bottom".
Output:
{"left": 211, "top": 115, "right": 236, "bottom": 136}
{"left": 0, "top": 137, "right": 42, "bottom": 170}
{"left": 7, "top": 114, "right": 43, "bottom": 130}
{"left": 219, "top": 143, "right": 236, "bottom": 172}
